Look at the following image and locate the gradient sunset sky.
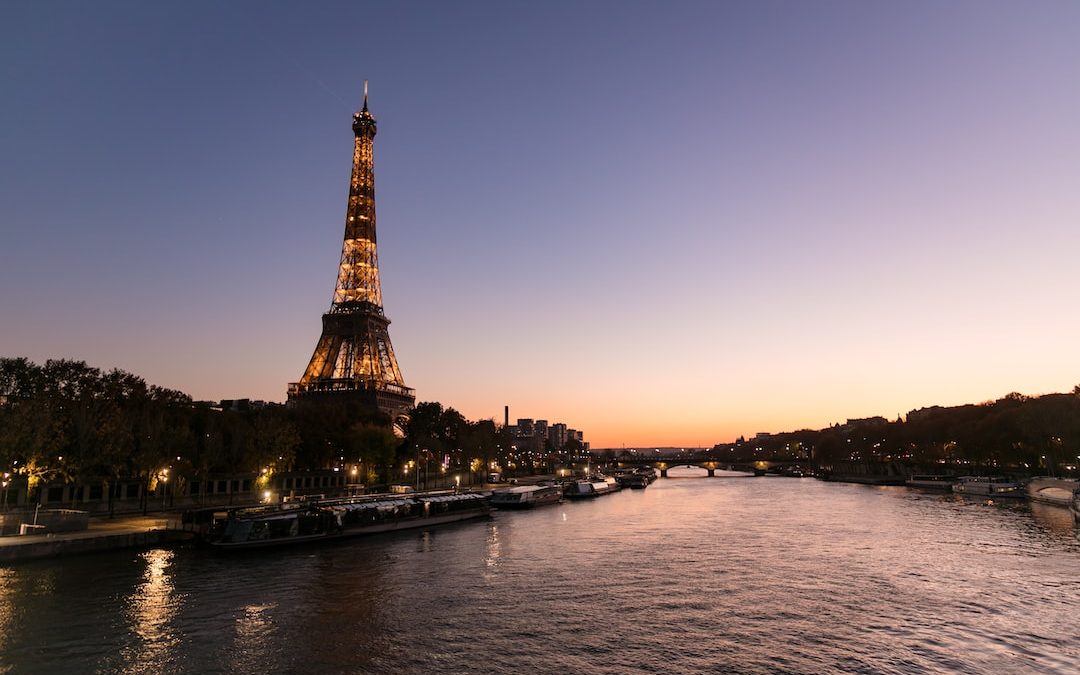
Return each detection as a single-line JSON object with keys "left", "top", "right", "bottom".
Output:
{"left": 3, "top": 1, "right": 1079, "bottom": 448}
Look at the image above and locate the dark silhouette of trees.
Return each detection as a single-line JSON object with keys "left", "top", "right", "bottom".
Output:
{"left": 714, "top": 387, "right": 1080, "bottom": 476}
{"left": 6, "top": 357, "right": 1080, "bottom": 494}
{"left": 346, "top": 423, "right": 398, "bottom": 485}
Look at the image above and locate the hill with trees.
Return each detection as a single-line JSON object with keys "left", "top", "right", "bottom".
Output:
{"left": 712, "top": 388, "right": 1080, "bottom": 476}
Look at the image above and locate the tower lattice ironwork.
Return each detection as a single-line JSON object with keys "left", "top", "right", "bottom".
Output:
{"left": 288, "top": 83, "right": 415, "bottom": 423}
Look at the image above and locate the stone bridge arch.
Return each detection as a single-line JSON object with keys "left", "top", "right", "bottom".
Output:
{"left": 606, "top": 457, "right": 780, "bottom": 477}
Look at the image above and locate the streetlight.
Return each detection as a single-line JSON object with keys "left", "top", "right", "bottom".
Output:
{"left": 415, "top": 445, "right": 421, "bottom": 491}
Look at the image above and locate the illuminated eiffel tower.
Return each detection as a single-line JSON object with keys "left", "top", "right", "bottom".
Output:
{"left": 288, "top": 83, "right": 415, "bottom": 424}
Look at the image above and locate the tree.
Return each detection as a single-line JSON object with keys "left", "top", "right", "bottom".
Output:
{"left": 250, "top": 408, "right": 301, "bottom": 474}
{"left": 348, "top": 423, "right": 398, "bottom": 485}
{"left": 291, "top": 398, "right": 389, "bottom": 471}
{"left": 0, "top": 358, "right": 43, "bottom": 479}
{"left": 459, "top": 419, "right": 501, "bottom": 481}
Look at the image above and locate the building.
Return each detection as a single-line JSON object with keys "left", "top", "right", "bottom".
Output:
{"left": 548, "top": 423, "right": 568, "bottom": 450}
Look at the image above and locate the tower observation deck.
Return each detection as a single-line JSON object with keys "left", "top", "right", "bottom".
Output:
{"left": 288, "top": 83, "right": 415, "bottom": 424}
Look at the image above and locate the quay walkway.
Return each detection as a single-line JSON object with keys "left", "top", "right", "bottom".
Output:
{"left": 0, "top": 514, "right": 190, "bottom": 564}
{"left": 0, "top": 475, "right": 555, "bottom": 564}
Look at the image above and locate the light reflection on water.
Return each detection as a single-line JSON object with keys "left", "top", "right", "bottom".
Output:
{"left": 485, "top": 523, "right": 501, "bottom": 571}
{"left": 121, "top": 549, "right": 181, "bottom": 674}
{"left": 0, "top": 478, "right": 1077, "bottom": 674}
{"left": 1030, "top": 501, "right": 1077, "bottom": 535}
{"left": 229, "top": 603, "right": 277, "bottom": 674}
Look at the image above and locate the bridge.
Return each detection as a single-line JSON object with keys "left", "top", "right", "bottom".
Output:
{"left": 1027, "top": 476, "right": 1080, "bottom": 505}
{"left": 601, "top": 455, "right": 809, "bottom": 478}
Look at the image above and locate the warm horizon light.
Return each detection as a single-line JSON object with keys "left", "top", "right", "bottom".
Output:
{"left": 2, "top": 2, "right": 1079, "bottom": 448}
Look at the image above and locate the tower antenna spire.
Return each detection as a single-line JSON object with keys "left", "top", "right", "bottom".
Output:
{"left": 362, "top": 80, "right": 369, "bottom": 111}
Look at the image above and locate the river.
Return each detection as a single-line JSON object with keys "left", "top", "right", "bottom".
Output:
{"left": 1, "top": 472, "right": 1078, "bottom": 674}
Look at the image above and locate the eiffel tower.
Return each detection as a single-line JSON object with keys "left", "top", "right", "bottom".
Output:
{"left": 288, "top": 83, "right": 415, "bottom": 424}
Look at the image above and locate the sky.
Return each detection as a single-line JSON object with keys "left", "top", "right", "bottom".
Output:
{"left": 2, "top": 1, "right": 1079, "bottom": 448}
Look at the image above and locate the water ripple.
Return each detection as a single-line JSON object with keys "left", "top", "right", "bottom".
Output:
{"left": 0, "top": 479, "right": 1078, "bottom": 674}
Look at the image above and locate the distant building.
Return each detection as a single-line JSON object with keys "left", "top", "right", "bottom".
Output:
{"left": 841, "top": 416, "right": 888, "bottom": 431}
{"left": 905, "top": 407, "right": 944, "bottom": 424}
{"left": 217, "top": 399, "right": 272, "bottom": 412}
{"left": 535, "top": 419, "right": 548, "bottom": 443}
{"left": 548, "top": 423, "right": 568, "bottom": 449}
{"left": 508, "top": 416, "right": 585, "bottom": 459}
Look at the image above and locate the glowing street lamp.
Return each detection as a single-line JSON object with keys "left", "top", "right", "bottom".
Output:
{"left": 160, "top": 469, "right": 170, "bottom": 509}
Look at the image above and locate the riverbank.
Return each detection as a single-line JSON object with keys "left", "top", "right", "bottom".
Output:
{"left": 0, "top": 514, "right": 192, "bottom": 564}
{"left": 0, "top": 477, "right": 539, "bottom": 564}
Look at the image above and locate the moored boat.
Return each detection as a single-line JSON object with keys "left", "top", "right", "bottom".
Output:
{"left": 564, "top": 475, "right": 621, "bottom": 499}
{"left": 490, "top": 483, "right": 563, "bottom": 509}
{"left": 615, "top": 468, "right": 655, "bottom": 489}
{"left": 637, "top": 467, "right": 658, "bottom": 483}
{"left": 951, "top": 476, "right": 1024, "bottom": 498}
{"left": 203, "top": 491, "right": 491, "bottom": 550}
{"left": 906, "top": 474, "right": 958, "bottom": 490}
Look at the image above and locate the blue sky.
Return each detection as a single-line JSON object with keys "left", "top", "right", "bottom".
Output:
{"left": 3, "top": 1, "right": 1079, "bottom": 446}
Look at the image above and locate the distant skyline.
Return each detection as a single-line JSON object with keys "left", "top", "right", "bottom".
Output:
{"left": 3, "top": 2, "right": 1079, "bottom": 447}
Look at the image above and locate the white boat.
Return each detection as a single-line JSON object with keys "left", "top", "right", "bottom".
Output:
{"left": 490, "top": 483, "right": 563, "bottom": 509}
{"left": 951, "top": 476, "right": 1024, "bottom": 498}
{"left": 564, "top": 475, "right": 621, "bottom": 499}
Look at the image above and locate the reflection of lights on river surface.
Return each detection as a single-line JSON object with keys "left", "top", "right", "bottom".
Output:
{"left": 485, "top": 524, "right": 501, "bottom": 571}
{"left": 122, "top": 549, "right": 181, "bottom": 671}
{"left": 230, "top": 603, "right": 279, "bottom": 673}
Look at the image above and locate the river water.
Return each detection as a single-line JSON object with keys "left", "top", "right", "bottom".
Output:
{"left": 1, "top": 472, "right": 1078, "bottom": 674}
